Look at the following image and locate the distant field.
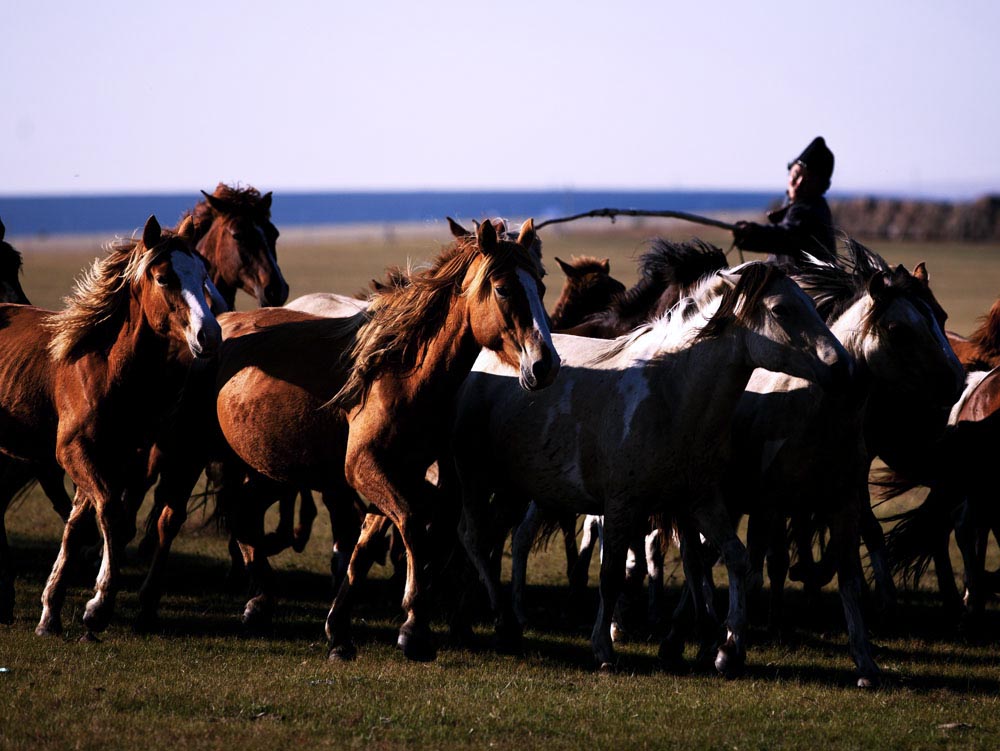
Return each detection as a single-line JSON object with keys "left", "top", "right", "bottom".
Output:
{"left": 2, "top": 224, "right": 1000, "bottom": 750}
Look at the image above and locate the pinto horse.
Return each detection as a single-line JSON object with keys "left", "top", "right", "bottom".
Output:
{"left": 0, "top": 216, "right": 223, "bottom": 635}
{"left": 133, "top": 219, "right": 559, "bottom": 660}
{"left": 0, "top": 219, "right": 30, "bottom": 305}
{"left": 186, "top": 183, "right": 288, "bottom": 309}
{"left": 453, "top": 262, "right": 849, "bottom": 675}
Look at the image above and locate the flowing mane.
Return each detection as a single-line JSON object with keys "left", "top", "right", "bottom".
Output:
{"left": 45, "top": 227, "right": 188, "bottom": 362}
{"left": 184, "top": 183, "right": 271, "bottom": 241}
{"left": 965, "top": 297, "right": 1000, "bottom": 364}
{"left": 333, "top": 234, "right": 539, "bottom": 408}
{"left": 792, "top": 238, "right": 933, "bottom": 337}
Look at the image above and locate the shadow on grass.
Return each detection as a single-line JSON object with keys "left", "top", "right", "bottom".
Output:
{"left": 7, "top": 533, "right": 1000, "bottom": 694}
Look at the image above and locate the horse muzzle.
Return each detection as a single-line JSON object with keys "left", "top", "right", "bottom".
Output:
{"left": 519, "top": 344, "right": 561, "bottom": 391}
{"left": 188, "top": 319, "right": 223, "bottom": 359}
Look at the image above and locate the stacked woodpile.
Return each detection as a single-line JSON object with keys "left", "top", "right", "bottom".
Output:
{"left": 830, "top": 195, "right": 1000, "bottom": 241}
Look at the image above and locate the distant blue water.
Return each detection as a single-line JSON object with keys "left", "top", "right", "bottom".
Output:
{"left": 0, "top": 190, "right": 777, "bottom": 236}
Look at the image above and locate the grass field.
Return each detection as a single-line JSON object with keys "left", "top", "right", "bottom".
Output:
{"left": 2, "top": 221, "right": 1000, "bottom": 750}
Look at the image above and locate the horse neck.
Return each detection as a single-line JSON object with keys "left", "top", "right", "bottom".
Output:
{"left": 382, "top": 294, "right": 483, "bottom": 409}
{"left": 104, "top": 294, "right": 187, "bottom": 387}
{"left": 196, "top": 231, "right": 238, "bottom": 310}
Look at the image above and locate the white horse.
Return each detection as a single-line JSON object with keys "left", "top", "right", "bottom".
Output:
{"left": 452, "top": 262, "right": 849, "bottom": 675}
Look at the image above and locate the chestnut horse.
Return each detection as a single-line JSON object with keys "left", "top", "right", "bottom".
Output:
{"left": 453, "top": 262, "right": 849, "bottom": 675}
{"left": 0, "top": 216, "right": 223, "bottom": 635}
{"left": 0, "top": 219, "right": 30, "bottom": 305}
{"left": 134, "top": 219, "right": 559, "bottom": 660}
{"left": 186, "top": 183, "right": 288, "bottom": 309}
{"left": 947, "top": 296, "right": 1000, "bottom": 372}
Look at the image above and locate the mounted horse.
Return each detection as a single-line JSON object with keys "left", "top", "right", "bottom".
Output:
{"left": 132, "top": 219, "right": 559, "bottom": 661}
{"left": 452, "top": 261, "right": 848, "bottom": 676}
{"left": 0, "top": 216, "right": 223, "bottom": 635}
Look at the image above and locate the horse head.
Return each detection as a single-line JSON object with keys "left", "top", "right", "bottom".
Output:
{"left": 466, "top": 218, "right": 560, "bottom": 391}
{"left": 198, "top": 186, "right": 288, "bottom": 308}
{"left": 705, "top": 262, "right": 851, "bottom": 390}
{"left": 551, "top": 256, "right": 626, "bottom": 330}
{"left": 139, "top": 215, "right": 223, "bottom": 359}
{"left": 0, "top": 218, "right": 30, "bottom": 305}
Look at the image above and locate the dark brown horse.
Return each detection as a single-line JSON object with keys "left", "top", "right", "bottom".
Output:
{"left": 185, "top": 183, "right": 288, "bottom": 309}
{"left": 0, "top": 219, "right": 30, "bottom": 305}
{"left": 550, "top": 256, "right": 626, "bottom": 330}
{"left": 0, "top": 216, "right": 222, "bottom": 635}
{"left": 135, "top": 219, "right": 559, "bottom": 660}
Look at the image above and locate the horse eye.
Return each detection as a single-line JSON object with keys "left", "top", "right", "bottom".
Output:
{"left": 771, "top": 303, "right": 790, "bottom": 317}
{"left": 494, "top": 285, "right": 510, "bottom": 299}
{"left": 155, "top": 275, "right": 169, "bottom": 287}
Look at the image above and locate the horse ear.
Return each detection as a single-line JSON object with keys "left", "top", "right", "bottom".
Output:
{"left": 261, "top": 192, "right": 273, "bottom": 212}
{"left": 177, "top": 215, "right": 196, "bottom": 244}
{"left": 600, "top": 258, "right": 611, "bottom": 274}
{"left": 202, "top": 190, "right": 227, "bottom": 214}
{"left": 142, "top": 215, "right": 162, "bottom": 249}
{"left": 913, "top": 261, "right": 929, "bottom": 283}
{"left": 516, "top": 218, "right": 536, "bottom": 249}
{"left": 447, "top": 216, "right": 469, "bottom": 238}
{"left": 371, "top": 278, "right": 387, "bottom": 292}
{"left": 476, "top": 216, "right": 498, "bottom": 255}
{"left": 867, "top": 270, "right": 891, "bottom": 296}
{"left": 555, "top": 257, "right": 576, "bottom": 277}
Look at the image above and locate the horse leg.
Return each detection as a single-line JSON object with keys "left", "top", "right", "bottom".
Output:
{"left": 457, "top": 478, "right": 521, "bottom": 653}
{"left": 591, "top": 510, "right": 633, "bottom": 670}
{"left": 511, "top": 500, "right": 543, "bottom": 627}
{"left": 36, "top": 498, "right": 96, "bottom": 636}
{"left": 954, "top": 498, "right": 984, "bottom": 624}
{"left": 692, "top": 495, "right": 749, "bottom": 679}
{"left": 0, "top": 459, "right": 41, "bottom": 623}
{"left": 827, "top": 501, "right": 880, "bottom": 688}
{"left": 611, "top": 525, "right": 649, "bottom": 643}
{"left": 560, "top": 512, "right": 580, "bottom": 583}
{"left": 292, "top": 489, "right": 318, "bottom": 553}
{"left": 645, "top": 526, "right": 666, "bottom": 634}
{"left": 765, "top": 517, "right": 791, "bottom": 636}
{"left": 134, "top": 452, "right": 205, "bottom": 631}
{"left": 320, "top": 486, "right": 364, "bottom": 660}
{"left": 660, "top": 520, "right": 715, "bottom": 670}
{"left": 858, "top": 488, "right": 895, "bottom": 617}
{"left": 569, "top": 514, "right": 602, "bottom": 597}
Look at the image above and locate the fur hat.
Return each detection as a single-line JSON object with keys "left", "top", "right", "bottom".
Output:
{"left": 788, "top": 136, "right": 834, "bottom": 184}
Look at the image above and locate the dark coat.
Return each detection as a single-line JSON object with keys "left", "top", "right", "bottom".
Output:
{"left": 734, "top": 197, "right": 836, "bottom": 269}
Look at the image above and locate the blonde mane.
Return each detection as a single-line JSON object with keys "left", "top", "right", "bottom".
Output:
{"left": 332, "top": 234, "right": 539, "bottom": 409}
{"left": 45, "top": 231, "right": 182, "bottom": 361}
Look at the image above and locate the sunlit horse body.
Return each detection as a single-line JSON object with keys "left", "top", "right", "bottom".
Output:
{"left": 134, "top": 219, "right": 559, "bottom": 659}
{"left": 671, "top": 244, "right": 962, "bottom": 686}
{"left": 0, "top": 216, "right": 223, "bottom": 633}
{"left": 453, "top": 262, "right": 848, "bottom": 674}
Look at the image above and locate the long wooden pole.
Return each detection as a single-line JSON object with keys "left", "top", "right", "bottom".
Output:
{"left": 535, "top": 207, "right": 737, "bottom": 232}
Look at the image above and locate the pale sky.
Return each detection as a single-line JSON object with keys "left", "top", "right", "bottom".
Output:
{"left": 3, "top": 1, "right": 998, "bottom": 197}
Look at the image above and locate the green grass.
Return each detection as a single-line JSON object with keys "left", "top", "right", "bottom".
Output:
{"left": 3, "top": 224, "right": 1000, "bottom": 750}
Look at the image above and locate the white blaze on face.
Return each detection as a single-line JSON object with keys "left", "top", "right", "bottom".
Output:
{"left": 171, "top": 250, "right": 217, "bottom": 347}
{"left": 516, "top": 267, "right": 557, "bottom": 358}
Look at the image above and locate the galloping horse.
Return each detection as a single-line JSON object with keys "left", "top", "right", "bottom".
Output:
{"left": 133, "top": 219, "right": 559, "bottom": 661}
{"left": 0, "top": 216, "right": 223, "bottom": 635}
{"left": 185, "top": 183, "right": 288, "bottom": 309}
{"left": 453, "top": 262, "right": 848, "bottom": 675}
{"left": 0, "top": 219, "right": 30, "bottom": 305}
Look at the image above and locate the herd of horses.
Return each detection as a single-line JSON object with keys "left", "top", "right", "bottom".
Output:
{"left": 0, "top": 184, "right": 997, "bottom": 690}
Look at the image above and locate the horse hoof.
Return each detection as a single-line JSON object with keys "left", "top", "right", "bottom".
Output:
{"left": 398, "top": 626, "right": 437, "bottom": 662}
{"left": 610, "top": 622, "right": 628, "bottom": 644}
{"left": 82, "top": 604, "right": 111, "bottom": 633}
{"left": 79, "top": 631, "right": 101, "bottom": 644}
{"left": 857, "top": 675, "right": 879, "bottom": 689}
{"left": 715, "top": 645, "right": 746, "bottom": 679}
{"left": 35, "top": 622, "right": 62, "bottom": 637}
{"left": 327, "top": 643, "right": 358, "bottom": 662}
{"left": 598, "top": 661, "right": 615, "bottom": 673}
{"left": 241, "top": 599, "right": 273, "bottom": 631}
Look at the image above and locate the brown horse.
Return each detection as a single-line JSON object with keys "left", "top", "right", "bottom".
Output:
{"left": 550, "top": 256, "right": 626, "bottom": 330}
{"left": 185, "top": 183, "right": 288, "bottom": 309}
{"left": 947, "top": 296, "right": 1000, "bottom": 371}
{"left": 135, "top": 219, "right": 559, "bottom": 660}
{"left": 0, "top": 219, "right": 30, "bottom": 305}
{"left": 0, "top": 216, "right": 223, "bottom": 635}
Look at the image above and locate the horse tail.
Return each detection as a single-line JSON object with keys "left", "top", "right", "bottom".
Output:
{"left": 531, "top": 510, "right": 574, "bottom": 553}
{"left": 877, "top": 467, "right": 955, "bottom": 588}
